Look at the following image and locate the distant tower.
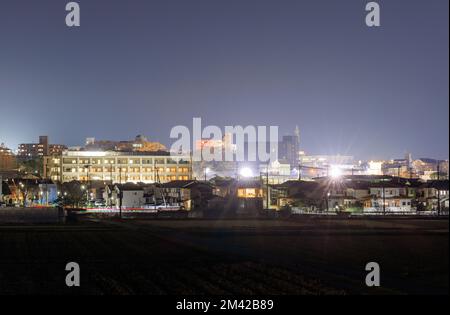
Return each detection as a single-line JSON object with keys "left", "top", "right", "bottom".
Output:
{"left": 406, "top": 152, "right": 413, "bottom": 167}
{"left": 279, "top": 126, "right": 301, "bottom": 169}
{"left": 295, "top": 125, "right": 300, "bottom": 140}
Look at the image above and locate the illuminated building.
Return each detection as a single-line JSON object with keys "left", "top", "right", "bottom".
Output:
{"left": 84, "top": 135, "right": 167, "bottom": 153}
{"left": 413, "top": 158, "right": 449, "bottom": 181}
{"left": 366, "top": 161, "right": 384, "bottom": 175}
{"left": 259, "top": 160, "right": 293, "bottom": 184}
{"left": 236, "top": 180, "right": 264, "bottom": 215}
{"left": 193, "top": 133, "right": 238, "bottom": 179}
{"left": 279, "top": 126, "right": 300, "bottom": 168}
{"left": 18, "top": 136, "right": 67, "bottom": 159}
{"left": 44, "top": 150, "right": 192, "bottom": 184}
{"left": 0, "top": 144, "right": 16, "bottom": 171}
{"left": 299, "top": 152, "right": 355, "bottom": 179}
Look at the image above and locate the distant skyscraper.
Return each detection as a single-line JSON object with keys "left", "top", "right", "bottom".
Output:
{"left": 279, "top": 126, "right": 300, "bottom": 169}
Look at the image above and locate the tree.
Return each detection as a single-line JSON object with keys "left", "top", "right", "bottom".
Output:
{"left": 18, "top": 158, "right": 43, "bottom": 177}
{"left": 60, "top": 181, "right": 88, "bottom": 208}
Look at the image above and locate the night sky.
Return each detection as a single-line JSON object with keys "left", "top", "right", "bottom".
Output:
{"left": 0, "top": 0, "right": 448, "bottom": 160}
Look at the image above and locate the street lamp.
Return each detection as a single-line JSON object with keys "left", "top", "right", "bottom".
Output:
{"left": 204, "top": 167, "right": 210, "bottom": 181}
{"left": 326, "top": 192, "right": 331, "bottom": 212}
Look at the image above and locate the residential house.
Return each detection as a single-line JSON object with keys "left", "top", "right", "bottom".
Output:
{"left": 160, "top": 180, "right": 213, "bottom": 210}
{"left": 363, "top": 183, "right": 414, "bottom": 213}
{"left": 103, "top": 183, "right": 145, "bottom": 209}
{"left": 417, "top": 180, "right": 449, "bottom": 212}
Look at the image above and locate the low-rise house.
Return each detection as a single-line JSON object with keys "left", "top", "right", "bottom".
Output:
{"left": 103, "top": 183, "right": 145, "bottom": 209}
{"left": 270, "top": 180, "right": 325, "bottom": 212}
{"left": 0, "top": 180, "right": 12, "bottom": 205}
{"left": 417, "top": 180, "right": 449, "bottom": 212}
{"left": 271, "top": 176, "right": 422, "bottom": 214}
{"left": 160, "top": 180, "right": 213, "bottom": 210}
{"left": 207, "top": 179, "right": 264, "bottom": 216}
{"left": 363, "top": 183, "right": 414, "bottom": 213}
{"left": 236, "top": 180, "right": 264, "bottom": 216}
{"left": 211, "top": 177, "right": 236, "bottom": 198}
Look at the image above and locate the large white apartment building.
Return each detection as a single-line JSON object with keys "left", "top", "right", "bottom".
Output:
{"left": 44, "top": 150, "right": 192, "bottom": 184}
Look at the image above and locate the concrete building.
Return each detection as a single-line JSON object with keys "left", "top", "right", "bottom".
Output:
{"left": 0, "top": 144, "right": 16, "bottom": 171}
{"left": 18, "top": 136, "right": 66, "bottom": 159}
{"left": 413, "top": 158, "right": 449, "bottom": 181}
{"left": 298, "top": 152, "right": 355, "bottom": 179}
{"left": 84, "top": 135, "right": 167, "bottom": 153}
{"left": 279, "top": 126, "right": 300, "bottom": 169}
{"left": 259, "top": 160, "right": 293, "bottom": 184}
{"left": 44, "top": 150, "right": 192, "bottom": 184}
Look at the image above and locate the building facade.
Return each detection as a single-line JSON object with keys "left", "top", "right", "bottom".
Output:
{"left": 18, "top": 136, "right": 67, "bottom": 159}
{"left": 299, "top": 153, "right": 355, "bottom": 179}
{"left": 0, "top": 144, "right": 16, "bottom": 171}
{"left": 44, "top": 150, "right": 192, "bottom": 184}
{"left": 278, "top": 126, "right": 300, "bottom": 169}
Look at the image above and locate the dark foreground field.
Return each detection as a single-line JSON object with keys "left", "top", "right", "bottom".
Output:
{"left": 0, "top": 217, "right": 448, "bottom": 295}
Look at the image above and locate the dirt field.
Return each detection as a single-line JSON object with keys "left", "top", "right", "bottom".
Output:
{"left": 0, "top": 217, "right": 448, "bottom": 295}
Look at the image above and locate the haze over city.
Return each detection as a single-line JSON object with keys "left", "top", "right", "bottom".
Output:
{"left": 0, "top": 0, "right": 449, "bottom": 160}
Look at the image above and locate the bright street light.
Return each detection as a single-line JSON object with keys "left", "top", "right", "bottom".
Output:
{"left": 330, "top": 166, "right": 343, "bottom": 179}
{"left": 239, "top": 167, "right": 254, "bottom": 178}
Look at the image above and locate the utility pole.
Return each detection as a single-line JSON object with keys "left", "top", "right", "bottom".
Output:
{"left": 437, "top": 161, "right": 441, "bottom": 216}
{"left": 110, "top": 162, "right": 113, "bottom": 185}
{"left": 326, "top": 192, "right": 330, "bottom": 212}
{"left": 119, "top": 189, "right": 122, "bottom": 219}
{"left": 85, "top": 165, "right": 90, "bottom": 208}
{"left": 266, "top": 165, "right": 269, "bottom": 210}
{"left": 382, "top": 180, "right": 386, "bottom": 215}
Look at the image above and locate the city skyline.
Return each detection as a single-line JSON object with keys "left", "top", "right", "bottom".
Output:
{"left": 1, "top": 130, "right": 448, "bottom": 163}
{"left": 0, "top": 0, "right": 449, "bottom": 160}
{"left": 0, "top": 1, "right": 449, "bottom": 299}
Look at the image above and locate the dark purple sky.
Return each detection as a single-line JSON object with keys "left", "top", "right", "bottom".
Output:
{"left": 0, "top": 0, "right": 448, "bottom": 160}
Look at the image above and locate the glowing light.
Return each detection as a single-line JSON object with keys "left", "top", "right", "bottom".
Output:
{"left": 239, "top": 167, "right": 254, "bottom": 178}
{"left": 330, "top": 166, "right": 343, "bottom": 179}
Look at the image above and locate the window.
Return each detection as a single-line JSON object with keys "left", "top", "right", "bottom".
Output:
{"left": 167, "top": 158, "right": 178, "bottom": 164}
{"left": 238, "top": 188, "right": 262, "bottom": 198}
